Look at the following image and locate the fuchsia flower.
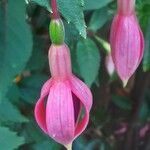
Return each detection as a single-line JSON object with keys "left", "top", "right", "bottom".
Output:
{"left": 110, "top": 0, "right": 144, "bottom": 86}
{"left": 34, "top": 44, "right": 92, "bottom": 148}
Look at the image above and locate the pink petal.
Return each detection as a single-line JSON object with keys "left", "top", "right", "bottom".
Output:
{"left": 137, "top": 25, "right": 144, "bottom": 65}
{"left": 34, "top": 79, "right": 52, "bottom": 134}
{"left": 69, "top": 75, "right": 92, "bottom": 138}
{"left": 110, "top": 14, "right": 144, "bottom": 82}
{"left": 46, "top": 81, "right": 75, "bottom": 145}
{"left": 105, "top": 54, "right": 115, "bottom": 76}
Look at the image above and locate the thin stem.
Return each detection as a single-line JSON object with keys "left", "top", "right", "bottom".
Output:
{"left": 51, "top": 0, "right": 60, "bottom": 19}
{"left": 117, "top": 0, "right": 135, "bottom": 15}
{"left": 65, "top": 144, "right": 72, "bottom": 150}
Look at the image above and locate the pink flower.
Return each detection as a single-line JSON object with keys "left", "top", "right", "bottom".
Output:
{"left": 105, "top": 54, "right": 115, "bottom": 76}
{"left": 139, "top": 124, "right": 149, "bottom": 139}
{"left": 34, "top": 44, "right": 92, "bottom": 148}
{"left": 110, "top": 0, "right": 144, "bottom": 86}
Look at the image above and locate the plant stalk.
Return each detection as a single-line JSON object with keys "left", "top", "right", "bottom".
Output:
{"left": 51, "top": 0, "right": 60, "bottom": 19}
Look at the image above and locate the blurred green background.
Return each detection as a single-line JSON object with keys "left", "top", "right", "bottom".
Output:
{"left": 0, "top": 0, "right": 150, "bottom": 149}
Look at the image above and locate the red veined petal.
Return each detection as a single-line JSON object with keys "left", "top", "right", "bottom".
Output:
{"left": 34, "top": 79, "right": 52, "bottom": 134}
{"left": 110, "top": 14, "right": 144, "bottom": 82}
{"left": 46, "top": 81, "right": 75, "bottom": 145}
{"left": 69, "top": 75, "right": 92, "bottom": 138}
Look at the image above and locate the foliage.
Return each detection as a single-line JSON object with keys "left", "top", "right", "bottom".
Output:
{"left": 0, "top": 127, "right": 25, "bottom": 150}
{"left": 0, "top": 0, "right": 150, "bottom": 150}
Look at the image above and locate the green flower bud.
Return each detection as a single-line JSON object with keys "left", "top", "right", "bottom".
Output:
{"left": 49, "top": 19, "right": 65, "bottom": 45}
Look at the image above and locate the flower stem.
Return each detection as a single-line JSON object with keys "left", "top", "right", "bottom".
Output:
{"left": 117, "top": 0, "right": 135, "bottom": 15}
{"left": 65, "top": 144, "right": 72, "bottom": 150}
{"left": 51, "top": 0, "right": 60, "bottom": 19}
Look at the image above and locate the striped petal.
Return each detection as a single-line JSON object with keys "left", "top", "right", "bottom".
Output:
{"left": 110, "top": 14, "right": 144, "bottom": 83}
{"left": 46, "top": 81, "right": 75, "bottom": 145}
{"left": 69, "top": 75, "right": 92, "bottom": 138}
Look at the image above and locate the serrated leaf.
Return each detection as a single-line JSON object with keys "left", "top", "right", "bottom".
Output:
{"left": 0, "top": 0, "right": 32, "bottom": 100}
{"left": 84, "top": 0, "right": 113, "bottom": 10}
{"left": 76, "top": 38, "right": 100, "bottom": 86}
{"left": 0, "top": 98, "right": 28, "bottom": 123}
{"left": 0, "top": 126, "right": 25, "bottom": 150}
{"left": 30, "top": 0, "right": 86, "bottom": 38}
{"left": 58, "top": 0, "right": 86, "bottom": 38}
{"left": 143, "top": 19, "right": 150, "bottom": 71}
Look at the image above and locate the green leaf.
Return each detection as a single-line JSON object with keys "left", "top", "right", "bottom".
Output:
{"left": 64, "top": 21, "right": 79, "bottom": 45}
{"left": 0, "top": 126, "right": 25, "bottom": 150}
{"left": 76, "top": 38, "right": 100, "bottom": 86}
{"left": 21, "top": 119, "right": 47, "bottom": 143}
{"left": 84, "top": 0, "right": 113, "bottom": 10}
{"left": 30, "top": 0, "right": 51, "bottom": 12}
{"left": 7, "top": 83, "right": 20, "bottom": 104}
{"left": 0, "top": 99, "right": 28, "bottom": 123}
{"left": 89, "top": 7, "right": 113, "bottom": 32}
{"left": 20, "top": 74, "right": 48, "bottom": 104}
{"left": 143, "top": 19, "right": 150, "bottom": 71}
{"left": 112, "top": 95, "right": 132, "bottom": 110}
{"left": 30, "top": 0, "right": 86, "bottom": 38}
{"left": 58, "top": 0, "right": 86, "bottom": 38}
{"left": 26, "top": 36, "right": 47, "bottom": 71}
{"left": 0, "top": 0, "right": 32, "bottom": 100}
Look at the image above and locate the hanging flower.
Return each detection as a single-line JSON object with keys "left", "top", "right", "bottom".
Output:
{"left": 34, "top": 18, "right": 92, "bottom": 149}
{"left": 110, "top": 0, "right": 144, "bottom": 86}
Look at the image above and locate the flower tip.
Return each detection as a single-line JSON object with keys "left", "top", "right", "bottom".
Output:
{"left": 65, "top": 143, "right": 72, "bottom": 150}
{"left": 122, "top": 79, "right": 128, "bottom": 88}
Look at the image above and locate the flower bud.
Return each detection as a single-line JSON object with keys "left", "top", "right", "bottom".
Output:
{"left": 110, "top": 0, "right": 144, "bottom": 86}
{"left": 49, "top": 19, "right": 65, "bottom": 45}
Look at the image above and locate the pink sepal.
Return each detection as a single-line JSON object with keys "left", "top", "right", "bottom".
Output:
{"left": 46, "top": 81, "right": 75, "bottom": 145}
{"left": 110, "top": 14, "right": 144, "bottom": 82}
{"left": 69, "top": 76, "right": 92, "bottom": 138}
{"left": 34, "top": 79, "right": 52, "bottom": 134}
